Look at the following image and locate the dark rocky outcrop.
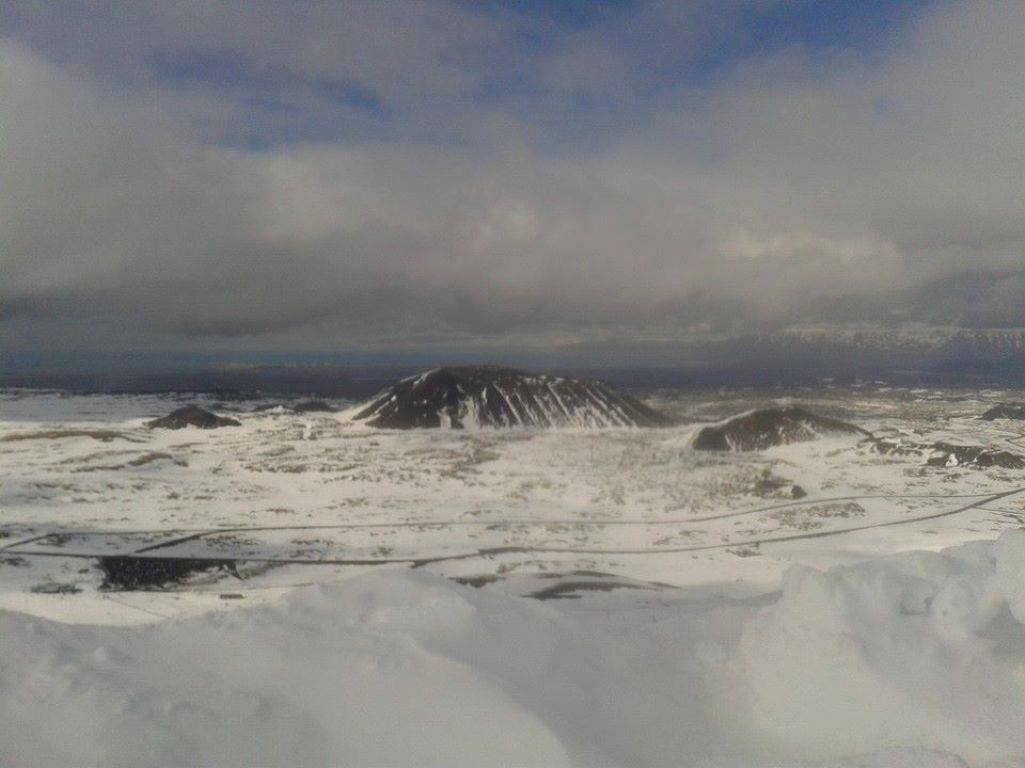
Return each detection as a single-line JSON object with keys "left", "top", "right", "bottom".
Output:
{"left": 693, "top": 406, "right": 871, "bottom": 451}
{"left": 980, "top": 403, "right": 1025, "bottom": 420}
{"left": 350, "top": 366, "right": 671, "bottom": 429}
{"left": 751, "top": 470, "right": 807, "bottom": 499}
{"left": 873, "top": 439, "right": 1025, "bottom": 469}
{"left": 147, "top": 405, "right": 241, "bottom": 430}
{"left": 927, "top": 443, "right": 1025, "bottom": 469}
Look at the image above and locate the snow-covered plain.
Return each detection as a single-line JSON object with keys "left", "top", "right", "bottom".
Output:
{"left": 4, "top": 386, "right": 1025, "bottom": 766}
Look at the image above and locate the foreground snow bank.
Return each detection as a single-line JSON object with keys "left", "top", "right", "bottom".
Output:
{"left": 1, "top": 576, "right": 574, "bottom": 766}
{"left": 7, "top": 534, "right": 1025, "bottom": 766}
{"left": 740, "top": 532, "right": 1025, "bottom": 764}
{"left": 1, "top": 572, "right": 740, "bottom": 767}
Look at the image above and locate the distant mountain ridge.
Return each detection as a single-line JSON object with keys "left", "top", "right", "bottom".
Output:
{"left": 641, "top": 327, "right": 1025, "bottom": 386}
{"left": 9, "top": 326, "right": 1025, "bottom": 393}
{"left": 765, "top": 327, "right": 1025, "bottom": 356}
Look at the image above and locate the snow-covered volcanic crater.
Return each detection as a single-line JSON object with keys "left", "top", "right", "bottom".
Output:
{"left": 348, "top": 366, "right": 672, "bottom": 429}
{"left": 693, "top": 406, "right": 872, "bottom": 451}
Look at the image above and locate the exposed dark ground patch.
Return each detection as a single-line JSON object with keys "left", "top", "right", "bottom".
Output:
{"left": 528, "top": 580, "right": 661, "bottom": 600}
{"left": 30, "top": 582, "right": 82, "bottom": 594}
{"left": 127, "top": 451, "right": 176, "bottom": 467}
{"left": 0, "top": 429, "right": 136, "bottom": 443}
{"left": 450, "top": 569, "right": 677, "bottom": 598}
{"left": 98, "top": 556, "right": 240, "bottom": 590}
{"left": 751, "top": 470, "right": 807, "bottom": 499}
{"left": 452, "top": 574, "right": 502, "bottom": 588}
{"left": 527, "top": 571, "right": 676, "bottom": 600}
{"left": 537, "top": 569, "right": 625, "bottom": 580}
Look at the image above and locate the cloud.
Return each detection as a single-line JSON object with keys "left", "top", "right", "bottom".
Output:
{"left": 2, "top": 1, "right": 1025, "bottom": 362}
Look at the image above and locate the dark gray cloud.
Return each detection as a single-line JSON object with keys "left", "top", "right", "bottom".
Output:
{"left": 3, "top": 1, "right": 1025, "bottom": 365}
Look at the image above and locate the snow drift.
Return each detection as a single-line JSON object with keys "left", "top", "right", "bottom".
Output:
{"left": 7, "top": 533, "right": 1025, "bottom": 766}
{"left": 738, "top": 531, "right": 1025, "bottom": 764}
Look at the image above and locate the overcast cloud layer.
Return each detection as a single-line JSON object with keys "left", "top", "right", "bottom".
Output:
{"left": 3, "top": 1, "right": 1025, "bottom": 363}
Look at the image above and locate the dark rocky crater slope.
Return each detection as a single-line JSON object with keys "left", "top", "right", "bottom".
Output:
{"left": 350, "top": 366, "right": 671, "bottom": 429}
{"left": 693, "top": 406, "right": 871, "bottom": 451}
{"left": 147, "top": 405, "right": 241, "bottom": 430}
{"left": 981, "top": 403, "right": 1025, "bottom": 420}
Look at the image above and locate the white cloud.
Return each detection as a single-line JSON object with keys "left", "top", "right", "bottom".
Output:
{"left": 3, "top": 2, "right": 1025, "bottom": 357}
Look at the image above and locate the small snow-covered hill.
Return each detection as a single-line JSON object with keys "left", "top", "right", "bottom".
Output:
{"left": 693, "top": 406, "right": 870, "bottom": 451}
{"left": 349, "top": 366, "right": 671, "bottom": 429}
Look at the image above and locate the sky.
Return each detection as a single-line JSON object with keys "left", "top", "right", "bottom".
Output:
{"left": 3, "top": 0, "right": 1025, "bottom": 370}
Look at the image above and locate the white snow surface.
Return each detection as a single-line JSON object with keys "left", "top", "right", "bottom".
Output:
{"left": 5, "top": 386, "right": 1025, "bottom": 766}
{"left": 7, "top": 537, "right": 1025, "bottom": 766}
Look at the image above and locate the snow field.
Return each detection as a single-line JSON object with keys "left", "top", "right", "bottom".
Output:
{"left": 5, "top": 533, "right": 1025, "bottom": 765}
{"left": 6, "top": 387, "right": 1025, "bottom": 764}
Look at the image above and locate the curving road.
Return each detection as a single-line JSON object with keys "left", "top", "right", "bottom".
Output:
{"left": 3, "top": 486, "right": 1024, "bottom": 567}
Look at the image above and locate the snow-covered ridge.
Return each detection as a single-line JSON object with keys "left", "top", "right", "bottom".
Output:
{"left": 768, "top": 325, "right": 1025, "bottom": 351}
{"left": 348, "top": 366, "right": 671, "bottom": 429}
